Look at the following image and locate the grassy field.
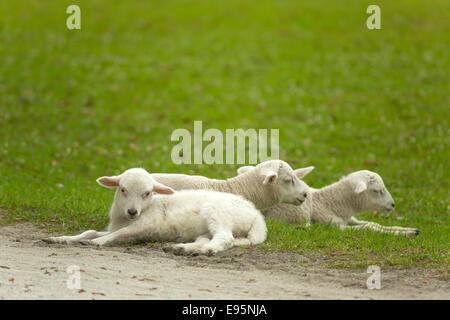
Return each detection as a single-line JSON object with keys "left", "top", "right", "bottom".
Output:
{"left": 0, "top": 1, "right": 448, "bottom": 270}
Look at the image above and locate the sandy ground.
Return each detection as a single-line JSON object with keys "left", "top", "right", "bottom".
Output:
{"left": 0, "top": 223, "right": 448, "bottom": 300}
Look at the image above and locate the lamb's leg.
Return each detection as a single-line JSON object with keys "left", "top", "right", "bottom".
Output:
{"left": 348, "top": 216, "right": 419, "bottom": 234}
{"left": 234, "top": 214, "right": 267, "bottom": 247}
{"left": 44, "top": 230, "right": 109, "bottom": 244}
{"left": 196, "top": 230, "right": 234, "bottom": 255}
{"left": 348, "top": 216, "right": 369, "bottom": 226}
{"left": 365, "top": 223, "right": 419, "bottom": 236}
{"left": 80, "top": 223, "right": 148, "bottom": 246}
{"left": 168, "top": 234, "right": 212, "bottom": 255}
{"left": 343, "top": 219, "right": 419, "bottom": 236}
{"left": 349, "top": 217, "right": 417, "bottom": 230}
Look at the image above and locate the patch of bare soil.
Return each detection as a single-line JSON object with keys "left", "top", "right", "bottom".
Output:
{"left": 0, "top": 223, "right": 448, "bottom": 299}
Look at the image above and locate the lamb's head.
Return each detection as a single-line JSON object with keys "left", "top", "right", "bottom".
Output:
{"left": 96, "top": 168, "right": 175, "bottom": 220}
{"left": 237, "top": 160, "right": 314, "bottom": 206}
{"left": 347, "top": 170, "right": 395, "bottom": 213}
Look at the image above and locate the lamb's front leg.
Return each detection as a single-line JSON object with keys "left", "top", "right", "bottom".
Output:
{"left": 348, "top": 216, "right": 419, "bottom": 234}
{"left": 348, "top": 216, "right": 370, "bottom": 226}
{"left": 44, "top": 230, "right": 109, "bottom": 244}
{"left": 344, "top": 219, "right": 419, "bottom": 236}
{"left": 82, "top": 223, "right": 148, "bottom": 246}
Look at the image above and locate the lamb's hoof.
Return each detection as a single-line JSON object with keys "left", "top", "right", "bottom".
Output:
{"left": 162, "top": 245, "right": 174, "bottom": 253}
{"left": 41, "top": 237, "right": 58, "bottom": 244}
{"left": 168, "top": 246, "right": 200, "bottom": 257}
{"left": 163, "top": 245, "right": 183, "bottom": 255}
{"left": 404, "top": 229, "right": 420, "bottom": 237}
{"left": 35, "top": 239, "right": 55, "bottom": 246}
{"left": 199, "top": 249, "right": 215, "bottom": 257}
{"left": 171, "top": 246, "right": 189, "bottom": 256}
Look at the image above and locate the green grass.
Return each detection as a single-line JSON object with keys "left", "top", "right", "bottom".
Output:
{"left": 264, "top": 218, "right": 448, "bottom": 270}
{"left": 0, "top": 0, "right": 448, "bottom": 270}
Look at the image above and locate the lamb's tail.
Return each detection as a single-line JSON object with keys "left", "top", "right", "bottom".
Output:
{"left": 233, "top": 213, "right": 267, "bottom": 247}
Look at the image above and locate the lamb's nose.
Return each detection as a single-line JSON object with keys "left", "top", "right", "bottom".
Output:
{"left": 391, "top": 203, "right": 395, "bottom": 208}
{"left": 127, "top": 208, "right": 137, "bottom": 216}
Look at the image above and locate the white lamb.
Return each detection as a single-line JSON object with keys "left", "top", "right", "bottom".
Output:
{"left": 237, "top": 167, "right": 419, "bottom": 236}
{"left": 45, "top": 168, "right": 267, "bottom": 255}
{"left": 45, "top": 160, "right": 313, "bottom": 247}
{"left": 150, "top": 160, "right": 314, "bottom": 210}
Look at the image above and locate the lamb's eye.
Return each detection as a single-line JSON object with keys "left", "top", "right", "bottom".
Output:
{"left": 121, "top": 188, "right": 126, "bottom": 193}
{"left": 143, "top": 191, "right": 151, "bottom": 198}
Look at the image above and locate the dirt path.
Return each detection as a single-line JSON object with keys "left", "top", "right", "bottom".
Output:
{"left": 0, "top": 223, "right": 448, "bottom": 300}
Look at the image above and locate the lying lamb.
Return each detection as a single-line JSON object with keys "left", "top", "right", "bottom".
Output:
{"left": 45, "top": 168, "right": 267, "bottom": 255}
{"left": 150, "top": 159, "right": 314, "bottom": 210}
{"left": 237, "top": 167, "right": 419, "bottom": 236}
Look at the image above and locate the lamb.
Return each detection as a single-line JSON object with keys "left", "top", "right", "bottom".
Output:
{"left": 44, "top": 160, "right": 313, "bottom": 247}
{"left": 237, "top": 167, "right": 419, "bottom": 236}
{"left": 45, "top": 168, "right": 267, "bottom": 255}
{"left": 150, "top": 160, "right": 314, "bottom": 210}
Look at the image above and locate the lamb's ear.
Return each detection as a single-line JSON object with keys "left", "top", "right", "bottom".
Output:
{"left": 96, "top": 176, "right": 120, "bottom": 188}
{"left": 354, "top": 181, "right": 367, "bottom": 193}
{"left": 152, "top": 181, "right": 175, "bottom": 195}
{"left": 294, "top": 166, "right": 314, "bottom": 179}
{"left": 258, "top": 161, "right": 281, "bottom": 184}
{"left": 237, "top": 166, "right": 255, "bottom": 175}
{"left": 262, "top": 171, "right": 278, "bottom": 184}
